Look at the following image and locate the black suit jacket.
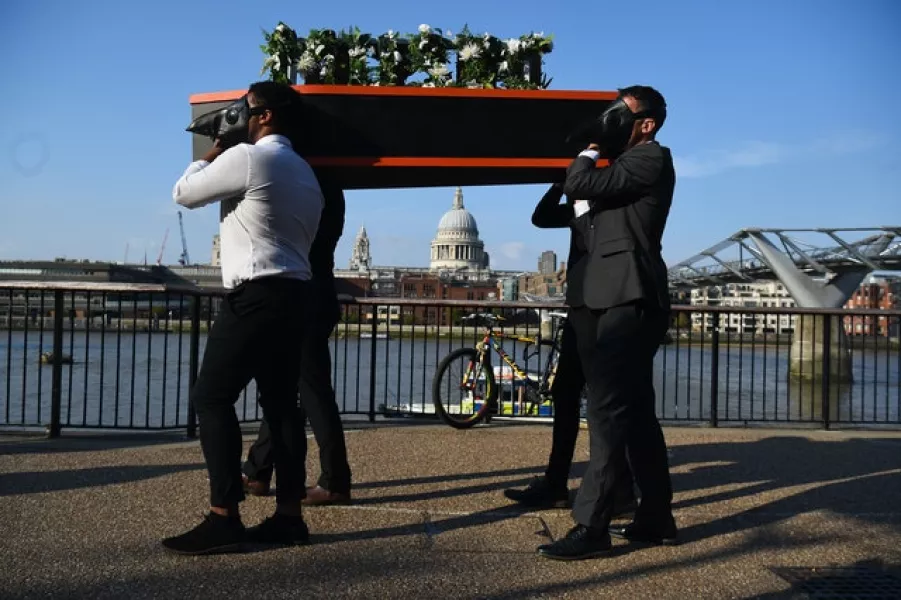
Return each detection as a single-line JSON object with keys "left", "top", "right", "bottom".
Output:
{"left": 309, "top": 177, "right": 346, "bottom": 327}
{"left": 562, "top": 141, "right": 675, "bottom": 311}
{"left": 531, "top": 184, "right": 589, "bottom": 307}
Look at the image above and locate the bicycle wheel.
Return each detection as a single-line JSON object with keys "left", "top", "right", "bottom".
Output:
{"left": 432, "top": 347, "right": 497, "bottom": 429}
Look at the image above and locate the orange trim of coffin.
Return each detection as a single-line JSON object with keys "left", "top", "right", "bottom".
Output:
{"left": 189, "top": 85, "right": 619, "bottom": 104}
{"left": 304, "top": 157, "right": 609, "bottom": 168}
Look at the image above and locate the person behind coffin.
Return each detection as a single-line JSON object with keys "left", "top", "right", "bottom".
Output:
{"left": 165, "top": 81, "right": 323, "bottom": 555}
{"left": 538, "top": 85, "right": 679, "bottom": 561}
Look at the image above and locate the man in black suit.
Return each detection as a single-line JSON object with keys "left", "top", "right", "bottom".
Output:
{"left": 242, "top": 179, "right": 353, "bottom": 506}
{"left": 503, "top": 184, "right": 637, "bottom": 514}
{"left": 538, "top": 85, "right": 678, "bottom": 561}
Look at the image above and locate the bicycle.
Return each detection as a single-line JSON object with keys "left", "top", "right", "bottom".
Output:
{"left": 431, "top": 311, "right": 572, "bottom": 429}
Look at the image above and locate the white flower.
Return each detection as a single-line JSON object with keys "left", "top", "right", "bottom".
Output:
{"left": 275, "top": 23, "right": 286, "bottom": 34}
{"left": 296, "top": 55, "right": 316, "bottom": 72}
{"left": 428, "top": 64, "right": 450, "bottom": 78}
{"left": 315, "top": 44, "right": 325, "bottom": 56}
{"left": 270, "top": 54, "right": 282, "bottom": 71}
{"left": 419, "top": 24, "right": 430, "bottom": 33}
{"left": 465, "top": 79, "right": 480, "bottom": 88}
{"left": 505, "top": 38, "right": 521, "bottom": 54}
{"left": 419, "top": 39, "right": 428, "bottom": 50}
{"left": 386, "top": 29, "right": 395, "bottom": 38}
{"left": 394, "top": 50, "right": 402, "bottom": 62}
{"left": 349, "top": 46, "right": 366, "bottom": 58}
{"left": 459, "top": 43, "right": 481, "bottom": 61}
{"left": 320, "top": 66, "right": 328, "bottom": 77}
{"left": 499, "top": 61, "right": 508, "bottom": 72}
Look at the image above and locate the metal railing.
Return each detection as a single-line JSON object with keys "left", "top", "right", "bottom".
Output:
{"left": 1, "top": 282, "right": 898, "bottom": 436}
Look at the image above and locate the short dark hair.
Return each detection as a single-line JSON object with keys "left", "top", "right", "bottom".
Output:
{"left": 247, "top": 80, "right": 302, "bottom": 130}
{"left": 618, "top": 85, "right": 667, "bottom": 131}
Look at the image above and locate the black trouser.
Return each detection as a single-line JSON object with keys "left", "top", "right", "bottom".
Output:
{"left": 569, "top": 302, "right": 673, "bottom": 530}
{"left": 546, "top": 319, "right": 635, "bottom": 503}
{"left": 243, "top": 298, "right": 351, "bottom": 494}
{"left": 191, "top": 277, "right": 309, "bottom": 508}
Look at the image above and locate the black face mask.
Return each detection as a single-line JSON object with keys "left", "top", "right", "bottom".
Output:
{"left": 186, "top": 95, "right": 254, "bottom": 145}
{"left": 566, "top": 96, "right": 655, "bottom": 158}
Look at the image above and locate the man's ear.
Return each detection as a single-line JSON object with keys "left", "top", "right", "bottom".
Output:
{"left": 641, "top": 117, "right": 657, "bottom": 135}
{"left": 258, "top": 109, "right": 274, "bottom": 127}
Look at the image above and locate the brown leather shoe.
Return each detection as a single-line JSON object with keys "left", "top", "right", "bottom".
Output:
{"left": 242, "top": 474, "right": 271, "bottom": 497}
{"left": 301, "top": 485, "right": 351, "bottom": 506}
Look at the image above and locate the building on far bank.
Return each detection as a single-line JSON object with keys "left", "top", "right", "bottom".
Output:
{"left": 348, "top": 225, "right": 372, "bottom": 272}
{"left": 689, "top": 281, "right": 797, "bottom": 334}
{"left": 498, "top": 276, "right": 520, "bottom": 301}
{"left": 428, "top": 187, "right": 491, "bottom": 278}
{"left": 843, "top": 274, "right": 900, "bottom": 337}
{"left": 518, "top": 265, "right": 567, "bottom": 299}
{"left": 330, "top": 187, "right": 521, "bottom": 326}
{"left": 538, "top": 250, "right": 557, "bottom": 275}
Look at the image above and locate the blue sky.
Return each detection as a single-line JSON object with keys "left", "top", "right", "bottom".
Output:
{"left": 1, "top": 0, "right": 899, "bottom": 271}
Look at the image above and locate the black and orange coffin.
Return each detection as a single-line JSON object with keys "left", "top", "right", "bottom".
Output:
{"left": 188, "top": 85, "right": 616, "bottom": 189}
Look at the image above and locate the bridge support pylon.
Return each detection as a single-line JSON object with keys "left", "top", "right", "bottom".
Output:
{"left": 745, "top": 231, "right": 867, "bottom": 384}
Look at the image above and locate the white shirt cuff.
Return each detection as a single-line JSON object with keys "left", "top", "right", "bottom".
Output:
{"left": 578, "top": 149, "right": 600, "bottom": 161}
{"left": 573, "top": 200, "right": 590, "bottom": 217}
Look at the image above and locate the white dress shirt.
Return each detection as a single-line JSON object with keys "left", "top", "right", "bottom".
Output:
{"left": 172, "top": 134, "right": 323, "bottom": 290}
{"left": 572, "top": 148, "right": 600, "bottom": 217}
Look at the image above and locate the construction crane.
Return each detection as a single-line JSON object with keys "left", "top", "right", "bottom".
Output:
{"left": 177, "top": 211, "right": 191, "bottom": 266}
{"left": 156, "top": 228, "right": 169, "bottom": 266}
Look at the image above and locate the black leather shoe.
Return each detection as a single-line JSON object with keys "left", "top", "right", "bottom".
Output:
{"left": 246, "top": 513, "right": 310, "bottom": 546}
{"left": 161, "top": 513, "right": 245, "bottom": 555}
{"left": 537, "top": 525, "right": 612, "bottom": 561}
{"left": 242, "top": 474, "right": 271, "bottom": 497}
{"left": 504, "top": 477, "right": 569, "bottom": 509}
{"left": 609, "top": 521, "right": 679, "bottom": 546}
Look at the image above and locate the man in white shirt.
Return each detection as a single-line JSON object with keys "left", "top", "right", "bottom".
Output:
{"left": 162, "top": 81, "right": 323, "bottom": 555}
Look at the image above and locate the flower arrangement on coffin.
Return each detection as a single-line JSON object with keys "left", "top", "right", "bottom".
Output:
{"left": 453, "top": 26, "right": 506, "bottom": 88}
{"left": 342, "top": 26, "right": 377, "bottom": 85}
{"left": 499, "top": 32, "right": 554, "bottom": 90}
{"left": 258, "top": 22, "right": 555, "bottom": 89}
{"left": 296, "top": 29, "right": 352, "bottom": 84}
{"left": 259, "top": 22, "right": 303, "bottom": 84}
{"left": 375, "top": 29, "right": 414, "bottom": 86}
{"left": 407, "top": 24, "right": 455, "bottom": 87}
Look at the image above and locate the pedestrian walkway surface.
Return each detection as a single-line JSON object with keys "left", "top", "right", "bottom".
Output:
{"left": 2, "top": 423, "right": 901, "bottom": 599}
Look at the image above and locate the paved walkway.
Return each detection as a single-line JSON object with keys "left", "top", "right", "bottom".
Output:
{"left": 2, "top": 423, "right": 901, "bottom": 599}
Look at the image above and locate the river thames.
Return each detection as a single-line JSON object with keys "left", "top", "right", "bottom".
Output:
{"left": 1, "top": 330, "right": 899, "bottom": 429}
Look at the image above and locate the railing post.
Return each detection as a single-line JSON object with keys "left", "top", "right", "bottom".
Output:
{"left": 368, "top": 311, "right": 378, "bottom": 423}
{"left": 708, "top": 312, "right": 720, "bottom": 428}
{"left": 821, "top": 313, "right": 832, "bottom": 430}
{"left": 186, "top": 295, "right": 201, "bottom": 439}
{"left": 47, "top": 290, "right": 64, "bottom": 439}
